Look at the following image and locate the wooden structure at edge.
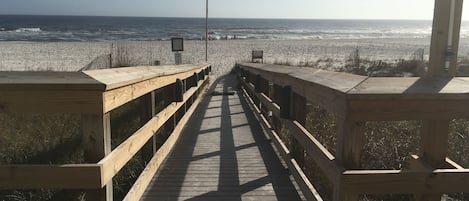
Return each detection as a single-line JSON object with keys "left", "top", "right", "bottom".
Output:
{"left": 0, "top": 63, "right": 212, "bottom": 201}
{"left": 237, "top": 62, "right": 469, "bottom": 201}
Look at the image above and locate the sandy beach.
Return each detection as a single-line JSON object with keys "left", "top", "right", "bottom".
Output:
{"left": 2, "top": 38, "right": 469, "bottom": 77}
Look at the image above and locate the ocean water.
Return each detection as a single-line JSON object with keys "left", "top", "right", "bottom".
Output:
{"left": 0, "top": 15, "right": 468, "bottom": 42}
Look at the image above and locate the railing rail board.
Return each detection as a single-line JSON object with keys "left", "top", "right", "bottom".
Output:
{"left": 0, "top": 71, "right": 105, "bottom": 90}
{"left": 83, "top": 64, "right": 204, "bottom": 90}
{"left": 0, "top": 164, "right": 102, "bottom": 189}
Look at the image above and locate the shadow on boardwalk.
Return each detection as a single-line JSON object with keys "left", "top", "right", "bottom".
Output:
{"left": 141, "top": 74, "right": 303, "bottom": 201}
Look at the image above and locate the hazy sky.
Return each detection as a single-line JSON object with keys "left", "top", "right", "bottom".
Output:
{"left": 0, "top": 0, "right": 468, "bottom": 20}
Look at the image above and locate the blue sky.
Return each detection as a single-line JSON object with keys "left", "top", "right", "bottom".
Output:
{"left": 0, "top": 0, "right": 468, "bottom": 20}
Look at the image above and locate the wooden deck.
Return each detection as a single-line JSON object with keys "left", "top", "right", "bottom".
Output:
{"left": 141, "top": 74, "right": 304, "bottom": 201}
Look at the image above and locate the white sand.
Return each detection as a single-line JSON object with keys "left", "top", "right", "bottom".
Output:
{"left": 2, "top": 38, "right": 469, "bottom": 77}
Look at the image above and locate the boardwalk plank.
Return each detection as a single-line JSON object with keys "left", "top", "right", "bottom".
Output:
{"left": 141, "top": 74, "right": 304, "bottom": 201}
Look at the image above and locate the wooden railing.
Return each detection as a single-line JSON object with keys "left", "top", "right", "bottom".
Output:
{"left": 0, "top": 64, "right": 211, "bottom": 201}
{"left": 236, "top": 62, "right": 469, "bottom": 201}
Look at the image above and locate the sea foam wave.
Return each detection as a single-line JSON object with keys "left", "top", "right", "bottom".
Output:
{"left": 15, "top": 28, "right": 42, "bottom": 32}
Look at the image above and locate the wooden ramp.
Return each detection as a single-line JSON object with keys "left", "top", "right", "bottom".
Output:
{"left": 141, "top": 74, "right": 304, "bottom": 201}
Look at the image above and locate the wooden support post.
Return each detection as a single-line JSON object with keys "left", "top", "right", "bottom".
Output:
{"left": 279, "top": 86, "right": 306, "bottom": 167}
{"left": 280, "top": 86, "right": 292, "bottom": 119}
{"left": 140, "top": 93, "right": 155, "bottom": 161}
{"left": 200, "top": 70, "right": 205, "bottom": 81}
{"left": 150, "top": 91, "right": 157, "bottom": 153}
{"left": 82, "top": 113, "right": 113, "bottom": 201}
{"left": 415, "top": 120, "right": 450, "bottom": 201}
{"left": 273, "top": 84, "right": 282, "bottom": 105}
{"left": 334, "top": 115, "right": 366, "bottom": 201}
{"left": 183, "top": 79, "right": 188, "bottom": 112}
{"left": 267, "top": 81, "right": 274, "bottom": 99}
{"left": 427, "top": 0, "right": 463, "bottom": 77}
{"left": 255, "top": 74, "right": 262, "bottom": 93}
{"left": 270, "top": 84, "right": 283, "bottom": 134}
{"left": 175, "top": 79, "right": 184, "bottom": 102}
{"left": 193, "top": 72, "right": 198, "bottom": 87}
{"left": 246, "top": 71, "right": 252, "bottom": 84}
{"left": 291, "top": 93, "right": 306, "bottom": 168}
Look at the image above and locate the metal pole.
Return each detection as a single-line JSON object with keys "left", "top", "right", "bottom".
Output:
{"left": 205, "top": 0, "right": 208, "bottom": 62}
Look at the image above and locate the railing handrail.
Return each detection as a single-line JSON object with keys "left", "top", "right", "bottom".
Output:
{"left": 0, "top": 63, "right": 212, "bottom": 201}
{"left": 237, "top": 62, "right": 469, "bottom": 201}
{"left": 238, "top": 63, "right": 469, "bottom": 120}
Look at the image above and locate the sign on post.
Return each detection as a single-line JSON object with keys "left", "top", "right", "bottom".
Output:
{"left": 171, "top": 38, "right": 184, "bottom": 65}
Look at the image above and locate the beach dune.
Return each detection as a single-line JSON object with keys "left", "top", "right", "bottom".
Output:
{"left": 2, "top": 38, "right": 469, "bottom": 77}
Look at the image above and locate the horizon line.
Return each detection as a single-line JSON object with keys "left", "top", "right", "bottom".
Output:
{"left": 0, "top": 14, "right": 437, "bottom": 21}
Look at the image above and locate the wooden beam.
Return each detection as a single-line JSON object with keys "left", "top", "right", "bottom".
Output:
{"left": 335, "top": 118, "right": 365, "bottom": 170}
{"left": 408, "top": 155, "right": 466, "bottom": 170}
{"left": 347, "top": 98, "right": 469, "bottom": 121}
{"left": 283, "top": 120, "right": 341, "bottom": 183}
{"left": 288, "top": 158, "right": 324, "bottom": 201}
{"left": 0, "top": 71, "right": 104, "bottom": 90}
{"left": 122, "top": 78, "right": 209, "bottom": 201}
{"left": 417, "top": 120, "right": 449, "bottom": 201}
{"left": 445, "top": 157, "right": 465, "bottom": 169}
{"left": 0, "top": 164, "right": 102, "bottom": 189}
{"left": 428, "top": 0, "right": 463, "bottom": 76}
{"left": 420, "top": 120, "right": 450, "bottom": 168}
{"left": 342, "top": 169, "right": 469, "bottom": 194}
{"left": 81, "top": 113, "right": 113, "bottom": 201}
{"left": 334, "top": 115, "right": 365, "bottom": 201}
{"left": 83, "top": 64, "right": 207, "bottom": 90}
{"left": 0, "top": 90, "right": 103, "bottom": 114}
{"left": 342, "top": 170, "right": 426, "bottom": 194}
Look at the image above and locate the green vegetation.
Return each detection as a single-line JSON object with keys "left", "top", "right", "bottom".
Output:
{"left": 0, "top": 97, "right": 153, "bottom": 201}
{"left": 0, "top": 113, "right": 83, "bottom": 201}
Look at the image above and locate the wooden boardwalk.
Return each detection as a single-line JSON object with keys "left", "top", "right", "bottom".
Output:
{"left": 141, "top": 75, "right": 304, "bottom": 201}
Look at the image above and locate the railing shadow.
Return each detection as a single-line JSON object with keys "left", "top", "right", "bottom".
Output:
{"left": 404, "top": 77, "right": 453, "bottom": 94}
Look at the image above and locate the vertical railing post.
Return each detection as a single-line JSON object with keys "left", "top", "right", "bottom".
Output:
{"left": 175, "top": 79, "right": 184, "bottom": 102}
{"left": 291, "top": 93, "right": 306, "bottom": 168}
{"left": 419, "top": 0, "right": 461, "bottom": 199}
{"left": 246, "top": 71, "right": 252, "bottom": 84}
{"left": 280, "top": 86, "right": 305, "bottom": 167}
{"left": 200, "top": 70, "right": 205, "bottom": 81}
{"left": 140, "top": 92, "right": 157, "bottom": 160}
{"left": 334, "top": 113, "right": 365, "bottom": 201}
{"left": 150, "top": 91, "right": 157, "bottom": 153}
{"left": 174, "top": 78, "right": 185, "bottom": 137}
{"left": 193, "top": 72, "right": 199, "bottom": 87}
{"left": 272, "top": 84, "right": 283, "bottom": 134}
{"left": 280, "top": 86, "right": 292, "bottom": 119}
{"left": 255, "top": 74, "right": 262, "bottom": 93}
{"left": 416, "top": 120, "right": 450, "bottom": 201}
{"left": 82, "top": 113, "right": 113, "bottom": 201}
